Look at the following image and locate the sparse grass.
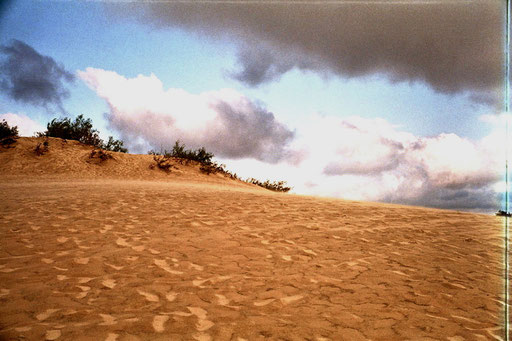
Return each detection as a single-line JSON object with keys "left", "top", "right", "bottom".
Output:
{"left": 89, "top": 149, "right": 113, "bottom": 162}
{"left": 148, "top": 141, "right": 290, "bottom": 191}
{"left": 245, "top": 178, "right": 292, "bottom": 192}
{"left": 150, "top": 154, "right": 175, "bottom": 172}
{"left": 34, "top": 140, "right": 49, "bottom": 156}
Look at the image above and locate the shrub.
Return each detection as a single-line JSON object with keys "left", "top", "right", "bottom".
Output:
{"left": 148, "top": 140, "right": 289, "bottom": 192}
{"left": 152, "top": 154, "right": 175, "bottom": 172}
{"left": 246, "top": 178, "right": 292, "bottom": 192}
{"left": 40, "top": 115, "right": 127, "bottom": 153}
{"left": 35, "top": 140, "right": 49, "bottom": 156}
{"left": 89, "top": 149, "right": 113, "bottom": 162}
{"left": 170, "top": 140, "right": 214, "bottom": 165}
{"left": 0, "top": 120, "right": 19, "bottom": 146}
{"left": 42, "top": 115, "right": 102, "bottom": 147}
{"left": 103, "top": 136, "right": 128, "bottom": 153}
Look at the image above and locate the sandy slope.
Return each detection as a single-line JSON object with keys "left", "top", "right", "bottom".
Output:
{"left": 0, "top": 138, "right": 508, "bottom": 340}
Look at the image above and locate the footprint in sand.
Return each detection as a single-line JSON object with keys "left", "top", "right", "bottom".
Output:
{"left": 190, "top": 263, "right": 204, "bottom": 271}
{"left": 115, "top": 238, "right": 130, "bottom": 247}
{"left": 188, "top": 307, "right": 214, "bottom": 332}
{"left": 105, "top": 263, "right": 124, "bottom": 271}
{"left": 45, "top": 330, "right": 61, "bottom": 340}
{"left": 104, "top": 333, "right": 119, "bottom": 341}
{"left": 193, "top": 333, "right": 212, "bottom": 341}
{"left": 76, "top": 286, "right": 90, "bottom": 299}
{"left": 254, "top": 299, "right": 275, "bottom": 307}
{"left": 154, "top": 259, "right": 183, "bottom": 275}
{"left": 74, "top": 257, "right": 89, "bottom": 265}
{"left": 99, "top": 314, "right": 117, "bottom": 326}
{"left": 215, "top": 294, "right": 230, "bottom": 306}
{"left": 102, "top": 279, "right": 116, "bottom": 289}
{"left": 193, "top": 278, "right": 210, "bottom": 287}
{"left": 36, "top": 309, "right": 60, "bottom": 321}
{"left": 303, "top": 249, "right": 317, "bottom": 256}
{"left": 152, "top": 315, "right": 169, "bottom": 333}
{"left": 137, "top": 290, "right": 159, "bottom": 302}
{"left": 280, "top": 295, "right": 304, "bottom": 305}
{"left": 76, "top": 292, "right": 88, "bottom": 299}
{"left": 166, "top": 292, "right": 178, "bottom": 302}
{"left": 188, "top": 307, "right": 208, "bottom": 320}
{"left": 196, "top": 319, "right": 215, "bottom": 332}
{"left": 78, "top": 277, "right": 93, "bottom": 284}
{"left": 0, "top": 267, "right": 19, "bottom": 273}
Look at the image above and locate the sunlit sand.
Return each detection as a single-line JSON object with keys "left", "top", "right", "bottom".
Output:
{"left": 0, "top": 137, "right": 506, "bottom": 340}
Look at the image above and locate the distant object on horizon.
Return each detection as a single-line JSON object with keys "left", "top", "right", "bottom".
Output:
{"left": 496, "top": 210, "right": 512, "bottom": 217}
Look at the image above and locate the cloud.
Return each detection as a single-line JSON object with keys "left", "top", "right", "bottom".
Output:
{"left": 275, "top": 114, "right": 501, "bottom": 212}
{"left": 122, "top": 1, "right": 504, "bottom": 103}
{"left": 0, "top": 113, "right": 44, "bottom": 137}
{"left": 0, "top": 39, "right": 75, "bottom": 112}
{"left": 78, "top": 67, "right": 295, "bottom": 162}
{"left": 78, "top": 67, "right": 506, "bottom": 212}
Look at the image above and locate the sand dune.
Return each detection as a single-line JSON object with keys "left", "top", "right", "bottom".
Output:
{"left": 0, "top": 138, "right": 507, "bottom": 340}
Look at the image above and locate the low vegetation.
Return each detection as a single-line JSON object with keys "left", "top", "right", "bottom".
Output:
{"left": 89, "top": 149, "right": 113, "bottom": 162}
{"left": 34, "top": 140, "right": 49, "bottom": 156}
{"left": 38, "top": 115, "right": 128, "bottom": 153}
{"left": 148, "top": 140, "right": 291, "bottom": 192}
{"left": 150, "top": 154, "right": 176, "bottom": 172}
{"left": 3, "top": 117, "right": 290, "bottom": 192}
{"left": 0, "top": 120, "right": 18, "bottom": 146}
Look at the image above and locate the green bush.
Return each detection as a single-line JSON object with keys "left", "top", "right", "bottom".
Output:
{"left": 0, "top": 120, "right": 19, "bottom": 145}
{"left": 245, "top": 178, "right": 292, "bottom": 192}
{"left": 170, "top": 140, "right": 214, "bottom": 165}
{"left": 40, "top": 115, "right": 127, "bottom": 152}
{"left": 148, "top": 140, "right": 289, "bottom": 192}
{"left": 103, "top": 136, "right": 128, "bottom": 153}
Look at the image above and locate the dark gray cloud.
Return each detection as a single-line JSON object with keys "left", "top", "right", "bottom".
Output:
{"left": 398, "top": 185, "right": 500, "bottom": 212}
{"left": 206, "top": 100, "right": 295, "bottom": 162}
{"left": 121, "top": 1, "right": 504, "bottom": 102}
{"left": 0, "top": 39, "right": 75, "bottom": 112}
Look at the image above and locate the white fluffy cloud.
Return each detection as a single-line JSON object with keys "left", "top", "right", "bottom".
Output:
{"left": 0, "top": 113, "right": 44, "bottom": 137}
{"left": 78, "top": 68, "right": 295, "bottom": 163}
{"left": 79, "top": 67, "right": 505, "bottom": 212}
{"left": 227, "top": 114, "right": 504, "bottom": 211}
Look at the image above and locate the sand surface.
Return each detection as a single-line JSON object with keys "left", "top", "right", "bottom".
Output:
{"left": 0, "top": 138, "right": 508, "bottom": 340}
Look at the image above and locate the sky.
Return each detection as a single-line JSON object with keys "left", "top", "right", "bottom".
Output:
{"left": 0, "top": 0, "right": 508, "bottom": 213}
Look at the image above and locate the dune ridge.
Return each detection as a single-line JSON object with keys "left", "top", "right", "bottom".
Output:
{"left": 0, "top": 137, "right": 507, "bottom": 340}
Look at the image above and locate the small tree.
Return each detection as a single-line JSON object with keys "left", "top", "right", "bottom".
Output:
{"left": 40, "top": 115, "right": 127, "bottom": 153}
{"left": 43, "top": 115, "right": 102, "bottom": 147}
{"left": 0, "top": 120, "right": 19, "bottom": 145}
{"left": 103, "top": 136, "right": 128, "bottom": 153}
{"left": 0, "top": 120, "right": 18, "bottom": 139}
